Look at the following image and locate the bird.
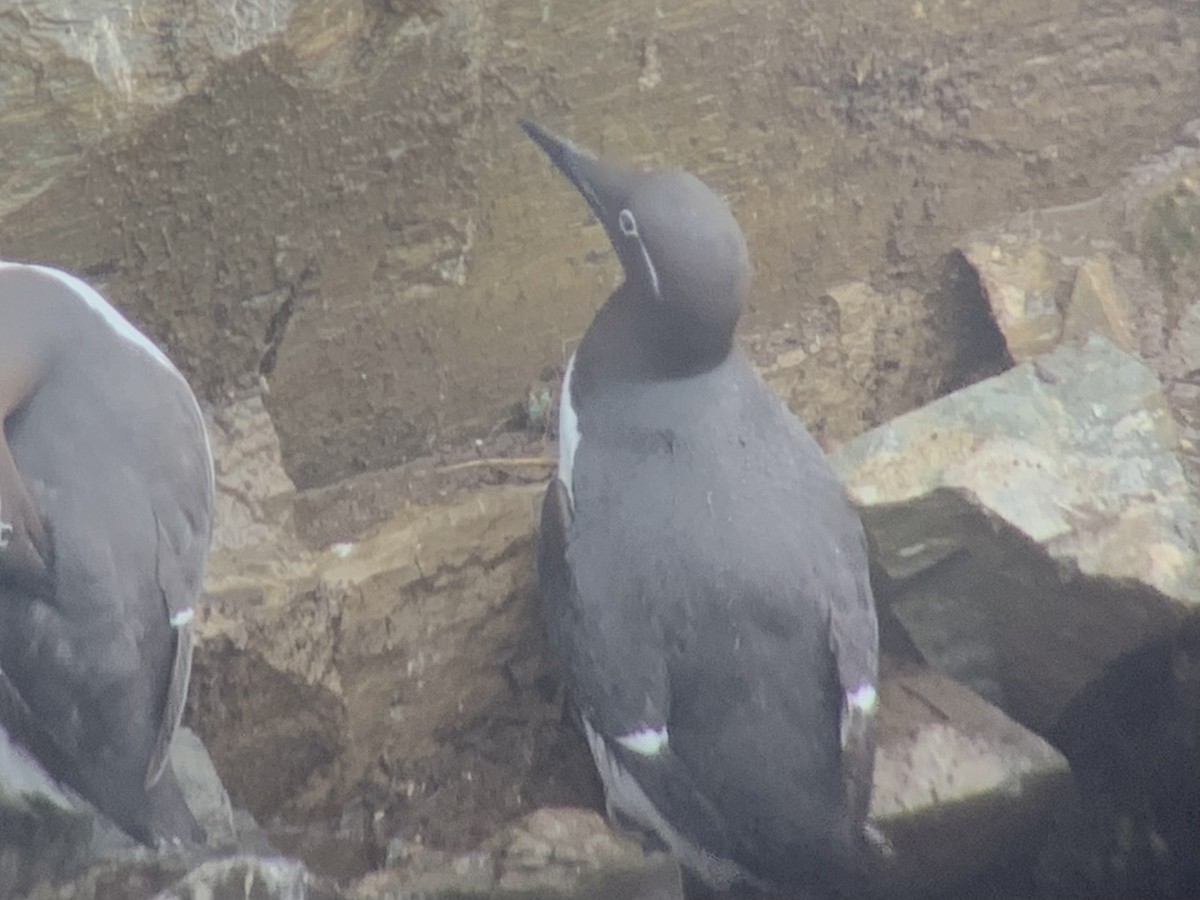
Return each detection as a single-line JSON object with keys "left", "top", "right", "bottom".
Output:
{"left": 524, "top": 119, "right": 885, "bottom": 898}
{"left": 0, "top": 261, "right": 212, "bottom": 847}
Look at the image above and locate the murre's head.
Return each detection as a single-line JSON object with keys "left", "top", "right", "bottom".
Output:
{"left": 521, "top": 120, "right": 750, "bottom": 374}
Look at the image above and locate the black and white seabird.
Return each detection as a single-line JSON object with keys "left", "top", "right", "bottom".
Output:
{"left": 524, "top": 120, "right": 884, "bottom": 897}
{"left": 0, "top": 262, "right": 212, "bottom": 846}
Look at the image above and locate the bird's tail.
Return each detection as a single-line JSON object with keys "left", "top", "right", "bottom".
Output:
{"left": 146, "top": 764, "right": 206, "bottom": 847}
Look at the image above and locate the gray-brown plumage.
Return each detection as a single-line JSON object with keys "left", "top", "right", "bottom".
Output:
{"left": 524, "top": 120, "right": 884, "bottom": 897}
{"left": 0, "top": 262, "right": 211, "bottom": 846}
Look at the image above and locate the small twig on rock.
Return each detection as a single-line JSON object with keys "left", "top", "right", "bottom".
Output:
{"left": 436, "top": 457, "right": 556, "bottom": 474}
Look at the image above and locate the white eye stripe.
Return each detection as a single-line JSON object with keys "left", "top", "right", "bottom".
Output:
{"left": 618, "top": 208, "right": 638, "bottom": 236}
{"left": 637, "top": 240, "right": 661, "bottom": 299}
{"left": 616, "top": 209, "right": 661, "bottom": 299}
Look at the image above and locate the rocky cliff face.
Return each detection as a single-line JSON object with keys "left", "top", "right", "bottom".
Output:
{"left": 3, "top": 1, "right": 1200, "bottom": 898}
{"left": 3, "top": 0, "right": 1198, "bottom": 489}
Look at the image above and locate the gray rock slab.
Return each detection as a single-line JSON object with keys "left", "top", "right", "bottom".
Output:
{"left": 833, "top": 336, "right": 1200, "bottom": 731}
{"left": 870, "top": 666, "right": 1072, "bottom": 895}
{"left": 957, "top": 132, "right": 1200, "bottom": 492}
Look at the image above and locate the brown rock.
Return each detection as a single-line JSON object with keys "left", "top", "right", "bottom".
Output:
{"left": 0, "top": 0, "right": 353, "bottom": 220}
{"left": 352, "top": 808, "right": 682, "bottom": 900}
{"left": 1063, "top": 254, "right": 1136, "bottom": 350}
{"left": 960, "top": 238, "right": 1063, "bottom": 362}
{"left": 756, "top": 282, "right": 936, "bottom": 447}
{"left": 191, "top": 465, "right": 575, "bottom": 844}
{"left": 872, "top": 666, "right": 1071, "bottom": 894}
{"left": 206, "top": 390, "right": 303, "bottom": 569}
{"left": 955, "top": 133, "right": 1200, "bottom": 488}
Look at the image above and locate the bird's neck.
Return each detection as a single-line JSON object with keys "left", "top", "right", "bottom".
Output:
{"left": 578, "top": 285, "right": 734, "bottom": 386}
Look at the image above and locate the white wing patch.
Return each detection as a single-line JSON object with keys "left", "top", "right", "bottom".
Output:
{"left": 581, "top": 716, "right": 746, "bottom": 891}
{"left": 558, "top": 352, "right": 581, "bottom": 507}
{"left": 617, "top": 208, "right": 661, "bottom": 300}
{"left": 616, "top": 725, "right": 669, "bottom": 757}
{"left": 848, "top": 682, "right": 878, "bottom": 715}
{"left": 841, "top": 681, "right": 879, "bottom": 750}
{"left": 169, "top": 608, "right": 195, "bottom": 628}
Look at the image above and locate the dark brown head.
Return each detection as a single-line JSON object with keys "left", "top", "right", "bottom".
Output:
{"left": 522, "top": 120, "right": 749, "bottom": 375}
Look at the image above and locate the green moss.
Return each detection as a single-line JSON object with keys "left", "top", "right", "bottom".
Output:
{"left": 1141, "top": 177, "right": 1200, "bottom": 310}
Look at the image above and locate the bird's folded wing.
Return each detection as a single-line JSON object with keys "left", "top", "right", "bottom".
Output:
{"left": 537, "top": 476, "right": 671, "bottom": 742}
{"left": 144, "top": 429, "right": 212, "bottom": 789}
{"left": 0, "top": 430, "right": 53, "bottom": 595}
{"left": 828, "top": 528, "right": 882, "bottom": 836}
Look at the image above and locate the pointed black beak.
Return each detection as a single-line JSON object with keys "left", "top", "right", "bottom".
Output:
{"left": 520, "top": 119, "right": 587, "bottom": 185}
{"left": 520, "top": 119, "right": 633, "bottom": 228}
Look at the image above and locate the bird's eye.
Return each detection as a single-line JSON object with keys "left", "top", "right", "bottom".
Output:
{"left": 618, "top": 208, "right": 638, "bottom": 237}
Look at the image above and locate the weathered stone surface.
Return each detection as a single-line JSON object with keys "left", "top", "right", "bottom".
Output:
{"left": 871, "top": 665, "right": 1071, "bottom": 894}
{"left": 957, "top": 129, "right": 1200, "bottom": 489}
{"left": 191, "top": 475, "right": 573, "bottom": 844}
{"left": 3, "top": 1, "right": 1198, "bottom": 490}
{"left": 0, "top": 0, "right": 349, "bottom": 220}
{"left": 206, "top": 390, "right": 304, "bottom": 577}
{"left": 189, "top": 390, "right": 581, "bottom": 864}
{"left": 833, "top": 336, "right": 1200, "bottom": 732}
{"left": 189, "top": 570, "right": 346, "bottom": 827}
{"left": 754, "top": 282, "right": 978, "bottom": 444}
{"left": 1063, "top": 254, "right": 1136, "bottom": 351}
{"left": 354, "top": 808, "right": 683, "bottom": 900}
{"left": 1140, "top": 159, "right": 1200, "bottom": 323}
{"left": 154, "top": 856, "right": 339, "bottom": 900}
{"left": 25, "top": 857, "right": 192, "bottom": 900}
{"left": 1167, "top": 297, "right": 1200, "bottom": 488}
{"left": 960, "top": 239, "right": 1064, "bottom": 362}
{"left": 190, "top": 391, "right": 344, "bottom": 828}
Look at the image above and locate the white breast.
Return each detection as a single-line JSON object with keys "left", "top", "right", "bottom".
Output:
{"left": 558, "top": 352, "right": 582, "bottom": 506}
